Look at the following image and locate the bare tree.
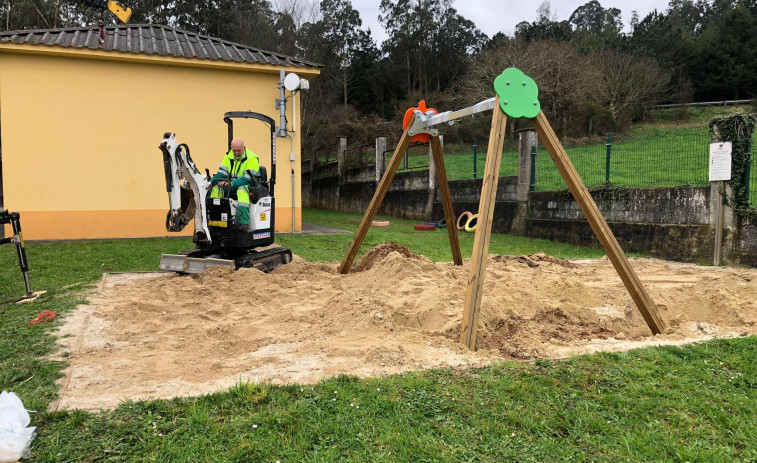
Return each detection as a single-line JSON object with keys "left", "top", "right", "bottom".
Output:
{"left": 456, "top": 39, "right": 598, "bottom": 135}
{"left": 591, "top": 51, "right": 669, "bottom": 127}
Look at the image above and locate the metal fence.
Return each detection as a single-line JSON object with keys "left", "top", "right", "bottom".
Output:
{"left": 384, "top": 141, "right": 431, "bottom": 172}
{"left": 343, "top": 141, "right": 376, "bottom": 169}
{"left": 533, "top": 126, "right": 712, "bottom": 191}
{"left": 310, "top": 144, "right": 337, "bottom": 166}
{"left": 313, "top": 125, "right": 755, "bottom": 195}
{"left": 447, "top": 136, "right": 521, "bottom": 180}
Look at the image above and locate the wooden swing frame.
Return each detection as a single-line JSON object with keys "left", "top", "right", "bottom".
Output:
{"left": 339, "top": 97, "right": 667, "bottom": 350}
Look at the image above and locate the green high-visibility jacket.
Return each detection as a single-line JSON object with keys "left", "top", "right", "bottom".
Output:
{"left": 210, "top": 148, "right": 260, "bottom": 189}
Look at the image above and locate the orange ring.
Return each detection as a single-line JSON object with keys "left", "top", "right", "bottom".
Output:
{"left": 457, "top": 211, "right": 472, "bottom": 230}
{"left": 371, "top": 220, "right": 390, "bottom": 227}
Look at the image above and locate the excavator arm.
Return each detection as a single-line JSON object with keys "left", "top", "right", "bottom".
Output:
{"left": 159, "top": 133, "right": 212, "bottom": 244}
{"left": 78, "top": 0, "right": 132, "bottom": 23}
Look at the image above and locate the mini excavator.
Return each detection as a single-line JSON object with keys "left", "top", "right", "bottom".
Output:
{"left": 158, "top": 112, "right": 293, "bottom": 274}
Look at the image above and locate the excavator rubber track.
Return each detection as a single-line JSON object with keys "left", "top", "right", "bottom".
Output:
{"left": 160, "top": 246, "right": 292, "bottom": 274}
{"left": 234, "top": 246, "right": 293, "bottom": 273}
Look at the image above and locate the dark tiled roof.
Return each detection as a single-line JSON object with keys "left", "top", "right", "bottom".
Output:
{"left": 0, "top": 24, "right": 320, "bottom": 69}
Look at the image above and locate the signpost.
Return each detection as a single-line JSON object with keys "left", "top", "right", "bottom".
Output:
{"left": 710, "top": 142, "right": 733, "bottom": 265}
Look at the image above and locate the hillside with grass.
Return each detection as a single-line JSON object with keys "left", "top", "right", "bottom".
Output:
{"left": 387, "top": 105, "right": 756, "bottom": 198}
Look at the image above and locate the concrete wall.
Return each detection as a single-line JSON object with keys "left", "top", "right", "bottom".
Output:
{"left": 430, "top": 177, "right": 518, "bottom": 233}
{"left": 733, "top": 216, "right": 757, "bottom": 266}
{"left": 0, "top": 45, "right": 319, "bottom": 239}
{"left": 527, "top": 187, "right": 711, "bottom": 224}
{"left": 523, "top": 187, "right": 715, "bottom": 262}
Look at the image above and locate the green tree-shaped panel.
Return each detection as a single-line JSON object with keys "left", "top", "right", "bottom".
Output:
{"left": 493, "top": 68, "right": 541, "bottom": 119}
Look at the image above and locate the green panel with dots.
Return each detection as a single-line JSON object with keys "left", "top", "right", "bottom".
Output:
{"left": 493, "top": 68, "right": 541, "bottom": 119}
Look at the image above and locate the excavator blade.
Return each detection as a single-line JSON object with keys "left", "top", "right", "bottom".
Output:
{"left": 159, "top": 246, "right": 292, "bottom": 274}
{"left": 159, "top": 254, "right": 234, "bottom": 273}
{"left": 107, "top": 0, "right": 132, "bottom": 23}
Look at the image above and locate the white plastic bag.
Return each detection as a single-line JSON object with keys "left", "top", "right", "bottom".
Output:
{"left": 0, "top": 391, "right": 36, "bottom": 462}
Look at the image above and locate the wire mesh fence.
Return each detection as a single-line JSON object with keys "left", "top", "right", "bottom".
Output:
{"left": 312, "top": 125, "right": 730, "bottom": 191}
{"left": 533, "top": 127, "right": 712, "bottom": 191}
{"left": 437, "top": 137, "right": 521, "bottom": 180}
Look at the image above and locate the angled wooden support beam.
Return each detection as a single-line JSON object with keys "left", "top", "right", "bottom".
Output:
{"left": 430, "top": 135, "right": 462, "bottom": 265}
{"left": 338, "top": 120, "right": 415, "bottom": 274}
{"left": 459, "top": 97, "right": 509, "bottom": 350}
{"left": 531, "top": 111, "right": 667, "bottom": 334}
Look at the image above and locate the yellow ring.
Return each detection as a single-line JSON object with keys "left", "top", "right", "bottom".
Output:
{"left": 464, "top": 214, "right": 478, "bottom": 233}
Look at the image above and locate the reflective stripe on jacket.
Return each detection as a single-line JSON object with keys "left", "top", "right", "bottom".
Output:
{"left": 211, "top": 148, "right": 260, "bottom": 189}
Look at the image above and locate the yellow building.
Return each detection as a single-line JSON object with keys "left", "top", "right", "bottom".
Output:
{"left": 0, "top": 24, "right": 320, "bottom": 240}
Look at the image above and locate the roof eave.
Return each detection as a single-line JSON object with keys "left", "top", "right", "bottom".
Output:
{"left": 0, "top": 42, "right": 321, "bottom": 77}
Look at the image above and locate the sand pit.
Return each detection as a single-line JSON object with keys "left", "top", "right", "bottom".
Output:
{"left": 53, "top": 244, "right": 757, "bottom": 410}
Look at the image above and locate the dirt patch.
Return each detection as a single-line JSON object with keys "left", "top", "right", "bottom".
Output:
{"left": 52, "top": 246, "right": 757, "bottom": 410}
{"left": 351, "top": 242, "right": 421, "bottom": 272}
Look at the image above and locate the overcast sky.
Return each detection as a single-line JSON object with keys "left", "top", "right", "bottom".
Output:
{"left": 350, "top": 0, "right": 672, "bottom": 44}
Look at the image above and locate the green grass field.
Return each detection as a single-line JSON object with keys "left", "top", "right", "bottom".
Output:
{"left": 1, "top": 208, "right": 756, "bottom": 461}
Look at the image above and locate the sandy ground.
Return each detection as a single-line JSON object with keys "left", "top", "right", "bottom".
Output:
{"left": 51, "top": 244, "right": 757, "bottom": 410}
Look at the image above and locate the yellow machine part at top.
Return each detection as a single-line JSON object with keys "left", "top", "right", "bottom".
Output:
{"left": 107, "top": 0, "right": 131, "bottom": 23}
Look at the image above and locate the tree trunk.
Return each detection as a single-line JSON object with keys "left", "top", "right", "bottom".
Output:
{"left": 54, "top": 0, "right": 60, "bottom": 28}
{"left": 343, "top": 62, "right": 348, "bottom": 106}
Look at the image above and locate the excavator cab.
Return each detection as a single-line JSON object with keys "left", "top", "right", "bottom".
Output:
{"left": 205, "top": 112, "right": 278, "bottom": 250}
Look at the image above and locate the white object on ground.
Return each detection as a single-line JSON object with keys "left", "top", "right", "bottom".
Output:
{"left": 0, "top": 392, "right": 36, "bottom": 462}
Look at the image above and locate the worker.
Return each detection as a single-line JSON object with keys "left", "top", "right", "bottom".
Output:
{"left": 210, "top": 138, "right": 260, "bottom": 229}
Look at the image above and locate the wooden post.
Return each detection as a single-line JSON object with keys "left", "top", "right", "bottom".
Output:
{"left": 713, "top": 180, "right": 724, "bottom": 265}
{"left": 531, "top": 111, "right": 667, "bottom": 335}
{"left": 459, "top": 98, "right": 508, "bottom": 350}
{"left": 375, "top": 136, "right": 387, "bottom": 183}
{"left": 338, "top": 120, "right": 415, "bottom": 274}
{"left": 430, "top": 135, "right": 462, "bottom": 265}
{"left": 517, "top": 130, "right": 538, "bottom": 202}
{"left": 337, "top": 137, "right": 347, "bottom": 176}
{"left": 428, "top": 136, "right": 438, "bottom": 191}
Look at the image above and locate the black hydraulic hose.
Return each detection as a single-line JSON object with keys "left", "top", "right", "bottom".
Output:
{"left": 159, "top": 143, "right": 173, "bottom": 192}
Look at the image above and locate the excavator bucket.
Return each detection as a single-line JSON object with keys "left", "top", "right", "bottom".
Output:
{"left": 107, "top": 0, "right": 131, "bottom": 23}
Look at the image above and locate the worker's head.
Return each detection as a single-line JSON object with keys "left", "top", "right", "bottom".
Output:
{"left": 231, "top": 139, "right": 245, "bottom": 158}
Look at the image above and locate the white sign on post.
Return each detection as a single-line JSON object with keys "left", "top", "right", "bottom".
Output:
{"left": 709, "top": 142, "right": 732, "bottom": 181}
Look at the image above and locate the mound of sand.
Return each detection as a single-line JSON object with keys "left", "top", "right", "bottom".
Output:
{"left": 52, "top": 245, "right": 757, "bottom": 410}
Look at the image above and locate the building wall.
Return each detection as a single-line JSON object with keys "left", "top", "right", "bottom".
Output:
{"left": 0, "top": 49, "right": 312, "bottom": 239}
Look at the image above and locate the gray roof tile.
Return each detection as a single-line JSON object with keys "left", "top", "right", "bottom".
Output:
{"left": 0, "top": 24, "right": 320, "bottom": 69}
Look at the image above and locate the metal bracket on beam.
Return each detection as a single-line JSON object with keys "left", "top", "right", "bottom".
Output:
{"left": 407, "top": 110, "right": 440, "bottom": 138}
{"left": 422, "top": 97, "right": 497, "bottom": 129}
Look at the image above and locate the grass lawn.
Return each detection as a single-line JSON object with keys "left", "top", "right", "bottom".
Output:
{"left": 1, "top": 207, "right": 755, "bottom": 461}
